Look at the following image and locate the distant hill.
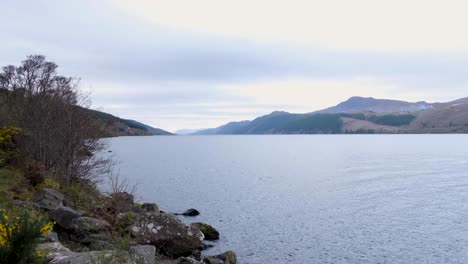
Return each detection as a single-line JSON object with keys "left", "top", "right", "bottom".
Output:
{"left": 84, "top": 109, "right": 173, "bottom": 137}
{"left": 316, "top": 96, "right": 433, "bottom": 114}
{"left": 194, "top": 96, "right": 468, "bottom": 135}
{"left": 0, "top": 89, "right": 172, "bottom": 137}
{"left": 193, "top": 120, "right": 252, "bottom": 135}
{"left": 175, "top": 129, "right": 206, "bottom": 135}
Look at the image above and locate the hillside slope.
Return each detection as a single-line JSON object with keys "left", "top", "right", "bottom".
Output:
{"left": 194, "top": 96, "right": 468, "bottom": 135}
{"left": 0, "top": 90, "right": 171, "bottom": 137}
{"left": 406, "top": 103, "right": 468, "bottom": 133}
{"left": 84, "top": 109, "right": 173, "bottom": 137}
{"left": 317, "top": 96, "right": 433, "bottom": 113}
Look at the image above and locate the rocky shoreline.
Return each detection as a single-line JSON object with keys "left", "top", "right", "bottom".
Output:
{"left": 32, "top": 188, "right": 236, "bottom": 264}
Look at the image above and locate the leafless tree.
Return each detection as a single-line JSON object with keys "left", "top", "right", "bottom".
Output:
{"left": 102, "top": 160, "right": 137, "bottom": 196}
{"left": 0, "top": 55, "right": 109, "bottom": 184}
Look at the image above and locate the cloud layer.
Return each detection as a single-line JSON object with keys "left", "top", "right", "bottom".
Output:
{"left": 1, "top": 0, "right": 468, "bottom": 131}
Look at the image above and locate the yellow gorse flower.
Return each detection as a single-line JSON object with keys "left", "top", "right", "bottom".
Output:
{"left": 40, "top": 222, "right": 54, "bottom": 235}
{"left": 0, "top": 209, "right": 54, "bottom": 248}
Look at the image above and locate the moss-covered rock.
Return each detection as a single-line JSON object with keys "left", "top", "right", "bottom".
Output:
{"left": 203, "top": 251, "right": 237, "bottom": 264}
{"left": 191, "top": 222, "right": 219, "bottom": 241}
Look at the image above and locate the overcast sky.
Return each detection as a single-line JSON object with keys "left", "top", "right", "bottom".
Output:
{"left": 2, "top": 0, "right": 468, "bottom": 132}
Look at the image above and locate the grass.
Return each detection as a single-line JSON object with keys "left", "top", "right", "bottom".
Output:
{"left": 0, "top": 168, "right": 32, "bottom": 207}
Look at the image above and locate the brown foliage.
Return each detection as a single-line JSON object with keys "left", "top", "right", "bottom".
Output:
{"left": 0, "top": 55, "right": 109, "bottom": 184}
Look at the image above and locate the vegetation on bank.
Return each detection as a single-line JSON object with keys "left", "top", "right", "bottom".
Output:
{"left": 0, "top": 55, "right": 231, "bottom": 264}
{"left": 0, "top": 55, "right": 115, "bottom": 263}
{"left": 0, "top": 209, "right": 53, "bottom": 264}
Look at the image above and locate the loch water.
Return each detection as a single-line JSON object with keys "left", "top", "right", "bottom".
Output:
{"left": 106, "top": 135, "right": 468, "bottom": 264}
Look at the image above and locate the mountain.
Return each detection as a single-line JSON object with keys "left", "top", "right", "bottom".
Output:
{"left": 316, "top": 96, "right": 433, "bottom": 114}
{"left": 194, "top": 96, "right": 468, "bottom": 135}
{"left": 84, "top": 109, "right": 173, "bottom": 137}
{"left": 0, "top": 90, "right": 171, "bottom": 137}
{"left": 406, "top": 103, "right": 468, "bottom": 133}
{"left": 123, "top": 119, "right": 172, "bottom": 135}
{"left": 193, "top": 120, "right": 252, "bottom": 135}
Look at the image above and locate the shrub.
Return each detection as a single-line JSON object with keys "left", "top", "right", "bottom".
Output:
{"left": 0, "top": 208, "right": 53, "bottom": 264}
{"left": 24, "top": 161, "right": 45, "bottom": 187}
{"left": 0, "top": 126, "right": 22, "bottom": 167}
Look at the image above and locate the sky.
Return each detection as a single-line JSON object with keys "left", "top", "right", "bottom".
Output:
{"left": 1, "top": 0, "right": 468, "bottom": 132}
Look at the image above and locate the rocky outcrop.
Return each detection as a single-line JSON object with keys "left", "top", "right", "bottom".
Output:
{"left": 44, "top": 231, "right": 60, "bottom": 242}
{"left": 37, "top": 242, "right": 157, "bottom": 264}
{"left": 203, "top": 251, "right": 237, "bottom": 264}
{"left": 49, "top": 206, "right": 82, "bottom": 230}
{"left": 156, "top": 251, "right": 238, "bottom": 264}
{"left": 33, "top": 189, "right": 235, "bottom": 263}
{"left": 141, "top": 203, "right": 159, "bottom": 212}
{"left": 68, "top": 216, "right": 112, "bottom": 244}
{"left": 128, "top": 245, "right": 156, "bottom": 264}
{"left": 191, "top": 223, "right": 219, "bottom": 241}
{"left": 110, "top": 192, "right": 135, "bottom": 213}
{"left": 130, "top": 211, "right": 204, "bottom": 257}
{"left": 34, "top": 188, "right": 64, "bottom": 211}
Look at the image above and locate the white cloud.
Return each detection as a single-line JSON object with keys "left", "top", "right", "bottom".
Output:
{"left": 222, "top": 77, "right": 400, "bottom": 111}
{"left": 93, "top": 77, "right": 468, "bottom": 131}
{"left": 113, "top": 0, "right": 468, "bottom": 52}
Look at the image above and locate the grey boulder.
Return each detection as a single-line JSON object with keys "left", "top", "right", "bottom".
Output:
{"left": 49, "top": 206, "right": 83, "bottom": 230}
{"left": 34, "top": 188, "right": 64, "bottom": 211}
{"left": 181, "top": 209, "right": 200, "bottom": 217}
{"left": 128, "top": 245, "right": 156, "bottom": 264}
{"left": 130, "top": 212, "right": 204, "bottom": 257}
{"left": 37, "top": 242, "right": 156, "bottom": 264}
{"left": 203, "top": 251, "right": 237, "bottom": 264}
{"left": 191, "top": 223, "right": 219, "bottom": 241}
{"left": 68, "top": 216, "right": 112, "bottom": 244}
{"left": 141, "top": 203, "right": 159, "bottom": 213}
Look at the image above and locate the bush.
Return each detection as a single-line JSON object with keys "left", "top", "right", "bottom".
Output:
{"left": 0, "top": 208, "right": 53, "bottom": 264}
{"left": 24, "top": 161, "right": 45, "bottom": 187}
{"left": 0, "top": 126, "right": 22, "bottom": 167}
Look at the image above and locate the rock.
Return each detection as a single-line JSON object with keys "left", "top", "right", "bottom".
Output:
{"left": 34, "top": 188, "right": 64, "bottom": 211}
{"left": 129, "top": 245, "right": 156, "bottom": 264}
{"left": 130, "top": 212, "right": 204, "bottom": 257}
{"left": 51, "top": 250, "right": 131, "bottom": 264}
{"left": 37, "top": 241, "right": 71, "bottom": 254}
{"left": 69, "top": 217, "right": 112, "bottom": 244}
{"left": 13, "top": 200, "right": 31, "bottom": 208}
{"left": 50, "top": 206, "right": 83, "bottom": 230}
{"left": 201, "top": 243, "right": 214, "bottom": 250}
{"left": 203, "top": 251, "right": 237, "bottom": 264}
{"left": 142, "top": 203, "right": 159, "bottom": 213}
{"left": 181, "top": 209, "right": 200, "bottom": 217}
{"left": 36, "top": 242, "right": 72, "bottom": 263}
{"left": 44, "top": 231, "right": 60, "bottom": 242}
{"left": 110, "top": 192, "right": 135, "bottom": 212}
{"left": 191, "top": 223, "right": 219, "bottom": 241}
{"left": 158, "top": 257, "right": 203, "bottom": 264}
{"left": 87, "top": 241, "right": 115, "bottom": 251}
{"left": 178, "top": 257, "right": 203, "bottom": 264}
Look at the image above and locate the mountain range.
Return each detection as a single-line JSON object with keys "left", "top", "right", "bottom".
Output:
{"left": 191, "top": 97, "right": 468, "bottom": 135}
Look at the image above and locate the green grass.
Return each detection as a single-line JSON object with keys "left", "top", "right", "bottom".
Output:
{"left": 0, "top": 168, "right": 26, "bottom": 207}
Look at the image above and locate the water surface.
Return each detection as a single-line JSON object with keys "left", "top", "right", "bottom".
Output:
{"left": 107, "top": 135, "right": 468, "bottom": 264}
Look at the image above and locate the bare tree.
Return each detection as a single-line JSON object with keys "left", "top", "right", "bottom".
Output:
{"left": 0, "top": 55, "right": 108, "bottom": 184}
{"left": 103, "top": 160, "right": 137, "bottom": 196}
